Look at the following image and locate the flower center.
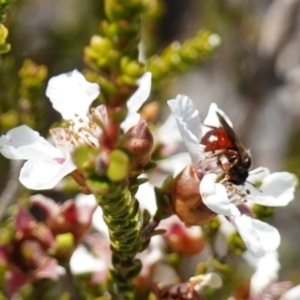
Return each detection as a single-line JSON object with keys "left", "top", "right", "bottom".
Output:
{"left": 50, "top": 108, "right": 105, "bottom": 152}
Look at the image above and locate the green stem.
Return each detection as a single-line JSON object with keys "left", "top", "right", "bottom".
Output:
{"left": 95, "top": 182, "right": 142, "bottom": 300}
{"left": 65, "top": 265, "right": 81, "bottom": 300}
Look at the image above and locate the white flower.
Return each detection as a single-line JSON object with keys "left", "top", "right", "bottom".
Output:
{"left": 120, "top": 72, "right": 152, "bottom": 132}
{"left": 136, "top": 235, "right": 164, "bottom": 278}
{"left": 154, "top": 113, "right": 191, "bottom": 177}
{"left": 167, "top": 95, "right": 204, "bottom": 164}
{"left": 0, "top": 70, "right": 100, "bottom": 190}
{"left": 167, "top": 95, "right": 296, "bottom": 256}
{"left": 232, "top": 215, "right": 280, "bottom": 257}
{"left": 199, "top": 173, "right": 240, "bottom": 217}
{"left": 46, "top": 69, "right": 100, "bottom": 120}
{"left": 0, "top": 70, "right": 152, "bottom": 190}
{"left": 75, "top": 187, "right": 165, "bottom": 279}
{"left": 70, "top": 245, "right": 107, "bottom": 275}
{"left": 243, "top": 250, "right": 300, "bottom": 300}
{"left": 189, "top": 272, "right": 222, "bottom": 291}
{"left": 0, "top": 125, "right": 76, "bottom": 189}
{"left": 243, "top": 168, "right": 296, "bottom": 207}
{"left": 156, "top": 114, "right": 182, "bottom": 148}
{"left": 75, "top": 194, "right": 109, "bottom": 237}
{"left": 157, "top": 152, "right": 191, "bottom": 177}
{"left": 159, "top": 214, "right": 202, "bottom": 239}
{"left": 135, "top": 178, "right": 157, "bottom": 216}
{"left": 244, "top": 250, "right": 280, "bottom": 297}
{"left": 281, "top": 285, "right": 300, "bottom": 300}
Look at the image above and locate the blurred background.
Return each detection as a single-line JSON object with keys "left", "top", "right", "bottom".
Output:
{"left": 1, "top": 0, "right": 300, "bottom": 292}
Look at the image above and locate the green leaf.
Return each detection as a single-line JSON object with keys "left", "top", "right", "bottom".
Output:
{"left": 142, "top": 209, "right": 151, "bottom": 225}
{"left": 107, "top": 149, "right": 129, "bottom": 181}
{"left": 154, "top": 176, "right": 174, "bottom": 219}
{"left": 87, "top": 180, "right": 110, "bottom": 194}
{"left": 72, "top": 145, "right": 98, "bottom": 170}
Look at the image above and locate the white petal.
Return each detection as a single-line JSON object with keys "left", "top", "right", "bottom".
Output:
{"left": 75, "top": 194, "right": 109, "bottom": 236}
{"left": 233, "top": 215, "right": 264, "bottom": 257}
{"left": 158, "top": 214, "right": 202, "bottom": 238}
{"left": 244, "top": 250, "right": 279, "bottom": 272}
{"left": 0, "top": 125, "right": 62, "bottom": 160}
{"left": 137, "top": 235, "right": 164, "bottom": 277}
{"left": 19, "top": 155, "right": 76, "bottom": 190}
{"left": 167, "top": 95, "right": 204, "bottom": 164}
{"left": 120, "top": 72, "right": 152, "bottom": 132}
{"left": 185, "top": 225, "right": 202, "bottom": 237}
{"left": 251, "top": 219, "right": 280, "bottom": 252}
{"left": 156, "top": 114, "right": 182, "bottom": 145}
{"left": 92, "top": 206, "right": 109, "bottom": 236}
{"left": 70, "top": 246, "right": 106, "bottom": 274}
{"left": 247, "top": 172, "right": 296, "bottom": 207}
{"left": 281, "top": 285, "right": 300, "bottom": 300}
{"left": 135, "top": 180, "right": 157, "bottom": 216}
{"left": 93, "top": 104, "right": 108, "bottom": 125}
{"left": 200, "top": 174, "right": 240, "bottom": 217}
{"left": 203, "top": 103, "right": 233, "bottom": 129}
{"left": 244, "top": 251, "right": 280, "bottom": 297}
{"left": 127, "top": 72, "right": 152, "bottom": 112}
{"left": 214, "top": 216, "right": 235, "bottom": 257}
{"left": 157, "top": 152, "right": 191, "bottom": 176}
{"left": 233, "top": 215, "right": 280, "bottom": 257}
{"left": 46, "top": 69, "right": 100, "bottom": 120}
{"left": 120, "top": 111, "right": 140, "bottom": 132}
{"left": 247, "top": 167, "right": 270, "bottom": 183}
{"left": 75, "top": 193, "right": 97, "bottom": 206}
{"left": 159, "top": 214, "right": 186, "bottom": 231}
{"left": 190, "top": 272, "right": 223, "bottom": 291}
{"left": 218, "top": 215, "right": 236, "bottom": 235}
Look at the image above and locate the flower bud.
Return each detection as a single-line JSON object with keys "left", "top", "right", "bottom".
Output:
{"left": 0, "top": 110, "right": 19, "bottom": 130}
{"left": 54, "top": 233, "right": 75, "bottom": 259}
{"left": 232, "top": 282, "right": 250, "bottom": 300}
{"left": 151, "top": 282, "right": 203, "bottom": 300}
{"left": 228, "top": 232, "right": 246, "bottom": 255}
{"left": 104, "top": 0, "right": 147, "bottom": 22}
{"left": 19, "top": 240, "right": 46, "bottom": 271}
{"left": 90, "top": 35, "right": 113, "bottom": 53}
{"left": 0, "top": 24, "right": 8, "bottom": 44}
{"left": 123, "top": 121, "right": 154, "bottom": 171}
{"left": 252, "top": 203, "right": 274, "bottom": 220}
{"left": 0, "top": 24, "right": 10, "bottom": 54}
{"left": 120, "top": 57, "right": 144, "bottom": 80}
{"left": 140, "top": 101, "right": 159, "bottom": 123}
{"left": 123, "top": 61, "right": 144, "bottom": 79}
{"left": 147, "top": 56, "right": 168, "bottom": 80}
{"left": 85, "top": 71, "right": 117, "bottom": 97}
{"left": 15, "top": 206, "right": 54, "bottom": 249}
{"left": 166, "top": 223, "right": 205, "bottom": 255}
{"left": 171, "top": 165, "right": 216, "bottom": 226}
{"left": 84, "top": 36, "right": 121, "bottom": 69}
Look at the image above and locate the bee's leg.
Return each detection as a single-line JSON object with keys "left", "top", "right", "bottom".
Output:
{"left": 224, "top": 183, "right": 247, "bottom": 199}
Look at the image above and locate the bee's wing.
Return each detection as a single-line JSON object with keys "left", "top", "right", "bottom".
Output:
{"left": 216, "top": 111, "right": 250, "bottom": 160}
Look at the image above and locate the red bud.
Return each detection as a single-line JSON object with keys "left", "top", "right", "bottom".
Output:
{"left": 124, "top": 121, "right": 154, "bottom": 170}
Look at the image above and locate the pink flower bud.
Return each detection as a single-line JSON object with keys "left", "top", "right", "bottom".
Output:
{"left": 123, "top": 121, "right": 154, "bottom": 170}
{"left": 166, "top": 222, "right": 205, "bottom": 255}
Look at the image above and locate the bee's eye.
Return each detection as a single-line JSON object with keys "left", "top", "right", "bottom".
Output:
{"left": 242, "top": 157, "right": 251, "bottom": 168}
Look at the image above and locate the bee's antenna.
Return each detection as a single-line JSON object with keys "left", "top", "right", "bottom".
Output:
{"left": 245, "top": 180, "right": 262, "bottom": 193}
{"left": 249, "top": 168, "right": 264, "bottom": 175}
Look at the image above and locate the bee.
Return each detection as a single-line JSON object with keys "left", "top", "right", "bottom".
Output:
{"left": 201, "top": 111, "right": 251, "bottom": 185}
